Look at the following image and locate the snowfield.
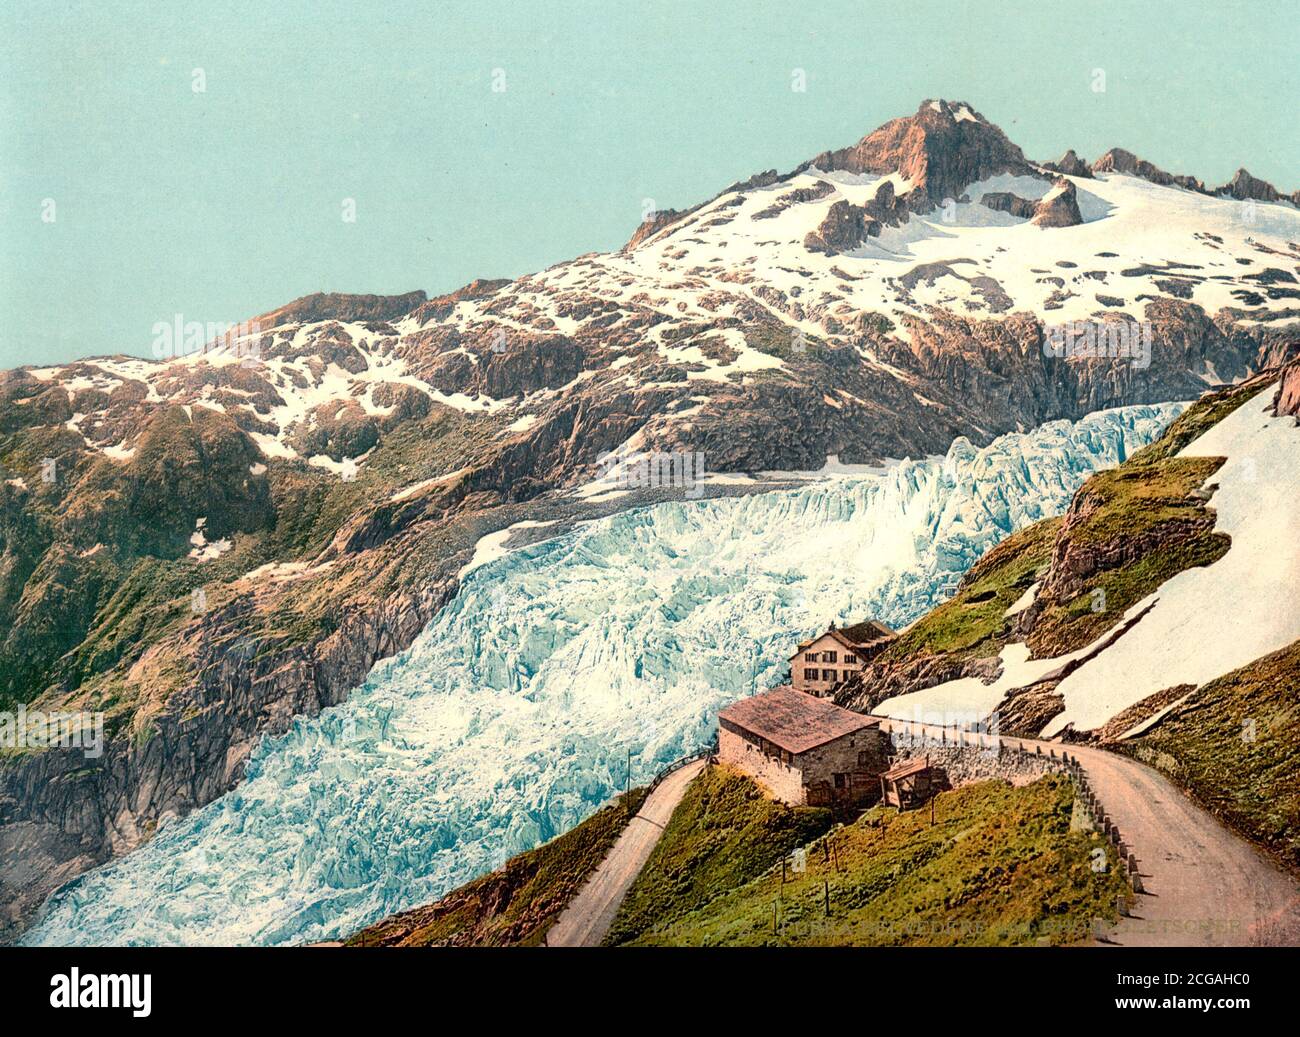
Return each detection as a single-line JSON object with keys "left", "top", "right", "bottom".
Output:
{"left": 20, "top": 404, "right": 1179, "bottom": 946}
{"left": 612, "top": 166, "right": 1300, "bottom": 338}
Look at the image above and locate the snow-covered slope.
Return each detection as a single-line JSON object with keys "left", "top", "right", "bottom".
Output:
{"left": 612, "top": 165, "right": 1299, "bottom": 332}
{"left": 873, "top": 385, "right": 1300, "bottom": 735}
{"left": 1043, "top": 388, "right": 1300, "bottom": 734}
{"left": 18, "top": 403, "right": 1178, "bottom": 946}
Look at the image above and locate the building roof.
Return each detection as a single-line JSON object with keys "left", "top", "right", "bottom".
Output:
{"left": 792, "top": 619, "right": 897, "bottom": 656}
{"left": 718, "top": 686, "right": 879, "bottom": 755}
{"left": 881, "top": 757, "right": 932, "bottom": 781}
{"left": 837, "top": 620, "right": 897, "bottom": 644}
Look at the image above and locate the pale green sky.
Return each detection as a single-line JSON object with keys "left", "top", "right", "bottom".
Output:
{"left": 2, "top": 0, "right": 1297, "bottom": 367}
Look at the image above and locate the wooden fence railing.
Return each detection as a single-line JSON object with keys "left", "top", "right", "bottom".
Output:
{"left": 646, "top": 738, "right": 718, "bottom": 794}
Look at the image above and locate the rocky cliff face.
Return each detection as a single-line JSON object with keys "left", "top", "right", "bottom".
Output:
{"left": 1093, "top": 148, "right": 1207, "bottom": 193}
{"left": 1073, "top": 150, "right": 1300, "bottom": 208}
{"left": 1214, "top": 167, "right": 1296, "bottom": 205}
{"left": 0, "top": 580, "right": 448, "bottom": 941}
{"left": 1276, "top": 356, "right": 1300, "bottom": 418}
{"left": 803, "top": 99, "right": 1037, "bottom": 212}
{"left": 1043, "top": 149, "right": 1093, "bottom": 179}
{"left": 2, "top": 98, "right": 1299, "bottom": 941}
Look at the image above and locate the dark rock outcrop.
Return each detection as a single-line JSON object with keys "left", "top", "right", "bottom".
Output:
{"left": 624, "top": 209, "right": 689, "bottom": 251}
{"left": 1031, "top": 178, "right": 1084, "bottom": 227}
{"left": 804, "top": 200, "right": 879, "bottom": 254}
{"left": 722, "top": 168, "right": 785, "bottom": 194}
{"left": 1043, "top": 149, "right": 1093, "bottom": 178}
{"left": 804, "top": 181, "right": 907, "bottom": 254}
{"left": 803, "top": 99, "right": 1040, "bottom": 212}
{"left": 251, "top": 290, "right": 427, "bottom": 330}
{"left": 1275, "top": 357, "right": 1300, "bottom": 418}
{"left": 1213, "top": 167, "right": 1288, "bottom": 204}
{"left": 1092, "top": 148, "right": 1205, "bottom": 193}
{"left": 754, "top": 181, "right": 834, "bottom": 219}
{"left": 980, "top": 192, "right": 1039, "bottom": 220}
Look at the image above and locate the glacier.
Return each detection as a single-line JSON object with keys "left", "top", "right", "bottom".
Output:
{"left": 20, "top": 402, "right": 1182, "bottom": 946}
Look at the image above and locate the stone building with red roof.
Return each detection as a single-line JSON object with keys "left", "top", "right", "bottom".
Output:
{"left": 717, "top": 686, "right": 890, "bottom": 807}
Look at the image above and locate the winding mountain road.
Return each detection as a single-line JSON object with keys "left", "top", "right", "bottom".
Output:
{"left": 546, "top": 759, "right": 706, "bottom": 947}
{"left": 876, "top": 717, "right": 1300, "bottom": 946}
{"left": 546, "top": 719, "right": 1299, "bottom": 948}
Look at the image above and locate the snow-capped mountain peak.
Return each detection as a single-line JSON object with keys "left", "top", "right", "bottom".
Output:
{"left": 800, "top": 98, "right": 1034, "bottom": 212}
{"left": 7, "top": 101, "right": 1299, "bottom": 491}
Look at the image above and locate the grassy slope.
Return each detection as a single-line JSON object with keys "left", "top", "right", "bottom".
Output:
{"left": 877, "top": 517, "right": 1060, "bottom": 662}
{"left": 1022, "top": 454, "right": 1228, "bottom": 656}
{"left": 1122, "top": 639, "right": 1300, "bottom": 870}
{"left": 605, "top": 764, "right": 834, "bottom": 945}
{"left": 1, "top": 400, "right": 504, "bottom": 723}
{"left": 345, "top": 788, "right": 648, "bottom": 947}
{"left": 1127, "top": 379, "right": 1267, "bottom": 464}
{"left": 626, "top": 775, "right": 1128, "bottom": 946}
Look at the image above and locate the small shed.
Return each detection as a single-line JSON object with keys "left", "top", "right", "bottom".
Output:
{"left": 879, "top": 756, "right": 938, "bottom": 810}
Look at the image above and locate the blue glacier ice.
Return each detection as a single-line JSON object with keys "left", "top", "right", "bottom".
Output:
{"left": 21, "top": 402, "right": 1182, "bottom": 946}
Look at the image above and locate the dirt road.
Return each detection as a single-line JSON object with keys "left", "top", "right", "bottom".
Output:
{"left": 546, "top": 759, "right": 706, "bottom": 947}
{"left": 877, "top": 718, "right": 1300, "bottom": 946}
{"left": 548, "top": 721, "right": 1300, "bottom": 947}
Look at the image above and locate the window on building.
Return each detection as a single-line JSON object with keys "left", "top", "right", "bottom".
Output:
{"left": 804, "top": 652, "right": 817, "bottom": 662}
{"left": 804, "top": 667, "right": 818, "bottom": 681}
{"left": 833, "top": 772, "right": 847, "bottom": 789}
{"left": 857, "top": 750, "right": 871, "bottom": 767}
{"left": 822, "top": 650, "right": 837, "bottom": 663}
{"left": 844, "top": 653, "right": 857, "bottom": 664}
{"left": 822, "top": 668, "right": 836, "bottom": 682}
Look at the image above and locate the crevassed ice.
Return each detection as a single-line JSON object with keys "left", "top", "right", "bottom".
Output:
{"left": 21, "top": 402, "right": 1182, "bottom": 946}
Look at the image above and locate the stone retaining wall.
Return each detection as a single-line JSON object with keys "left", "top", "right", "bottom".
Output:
{"left": 878, "top": 719, "right": 1143, "bottom": 903}
{"left": 885, "top": 727, "right": 1058, "bottom": 787}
